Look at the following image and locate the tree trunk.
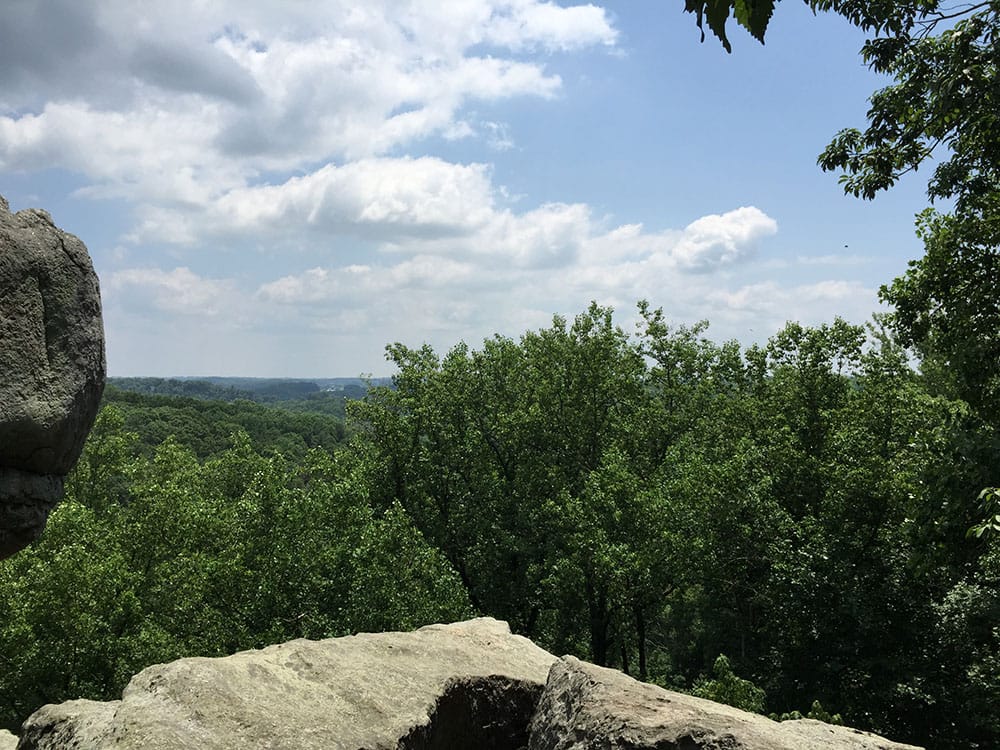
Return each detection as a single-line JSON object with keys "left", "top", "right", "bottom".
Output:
{"left": 635, "top": 604, "right": 648, "bottom": 682}
{"left": 585, "top": 572, "right": 609, "bottom": 665}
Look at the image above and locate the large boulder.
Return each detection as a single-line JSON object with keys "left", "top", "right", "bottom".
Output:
{"left": 15, "top": 621, "right": 923, "bottom": 750}
{"left": 0, "top": 194, "right": 105, "bottom": 559}
{"left": 0, "top": 730, "right": 16, "bottom": 750}
{"left": 18, "top": 618, "right": 558, "bottom": 750}
{"left": 529, "top": 656, "right": 922, "bottom": 750}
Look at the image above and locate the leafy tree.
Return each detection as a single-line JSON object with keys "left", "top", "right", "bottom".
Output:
{"left": 686, "top": 0, "right": 1000, "bottom": 211}
{"left": 813, "top": 2, "right": 1000, "bottom": 211}
{"left": 352, "top": 301, "right": 996, "bottom": 744}
{"left": 345, "top": 502, "right": 474, "bottom": 633}
{"left": 970, "top": 487, "right": 1000, "bottom": 539}
{"left": 910, "top": 541, "right": 1000, "bottom": 748}
{"left": 693, "top": 654, "right": 767, "bottom": 714}
{"left": 683, "top": 0, "right": 778, "bottom": 52}
{"left": 684, "top": 1, "right": 1000, "bottom": 444}
{"left": 754, "top": 325, "right": 967, "bottom": 739}
{"left": 0, "top": 422, "right": 471, "bottom": 731}
{"left": 683, "top": 18, "right": 998, "bottom": 735}
{"left": 882, "top": 208, "right": 1000, "bottom": 417}
{"left": 771, "top": 700, "right": 843, "bottom": 725}
{"left": 537, "top": 449, "right": 680, "bottom": 678}
{"left": 354, "top": 303, "right": 668, "bottom": 665}
{"left": 761, "top": 318, "right": 865, "bottom": 517}
{"left": 0, "top": 502, "right": 138, "bottom": 722}
{"left": 64, "top": 405, "right": 139, "bottom": 512}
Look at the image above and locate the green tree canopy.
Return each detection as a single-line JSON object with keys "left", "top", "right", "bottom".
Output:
{"left": 686, "top": 0, "right": 1000, "bottom": 550}
{"left": 688, "top": 1, "right": 1000, "bottom": 204}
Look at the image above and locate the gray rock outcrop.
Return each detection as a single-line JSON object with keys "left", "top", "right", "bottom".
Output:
{"left": 15, "top": 620, "right": 923, "bottom": 750}
{"left": 0, "top": 730, "right": 16, "bottom": 750}
{"left": 0, "top": 195, "right": 105, "bottom": 559}
{"left": 529, "top": 656, "right": 922, "bottom": 750}
{"left": 18, "top": 618, "right": 557, "bottom": 750}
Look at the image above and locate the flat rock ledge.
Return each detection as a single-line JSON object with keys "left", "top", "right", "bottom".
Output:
{"left": 17, "top": 618, "right": 556, "bottom": 750}
{"left": 14, "top": 619, "right": 922, "bottom": 750}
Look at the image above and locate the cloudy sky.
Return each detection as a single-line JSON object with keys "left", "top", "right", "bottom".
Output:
{"left": 1, "top": 1, "right": 931, "bottom": 377}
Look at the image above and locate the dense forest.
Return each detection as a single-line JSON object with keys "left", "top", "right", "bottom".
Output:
{"left": 100, "top": 384, "right": 353, "bottom": 459}
{"left": 0, "top": 301, "right": 997, "bottom": 749}
{"left": 107, "top": 376, "right": 379, "bottom": 405}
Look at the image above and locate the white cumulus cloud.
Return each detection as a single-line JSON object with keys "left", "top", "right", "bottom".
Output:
{"left": 208, "top": 157, "right": 497, "bottom": 241}
{"left": 670, "top": 206, "right": 779, "bottom": 271}
{"left": 2, "top": 0, "right": 882, "bottom": 377}
{"left": 106, "top": 267, "right": 241, "bottom": 318}
{"left": 0, "top": 0, "right": 617, "bottom": 234}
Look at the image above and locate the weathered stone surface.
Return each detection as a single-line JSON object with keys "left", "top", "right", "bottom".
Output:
{"left": 0, "top": 469, "right": 63, "bottom": 560}
{"left": 0, "top": 729, "right": 17, "bottom": 750}
{"left": 18, "top": 618, "right": 557, "bottom": 750}
{"left": 528, "top": 657, "right": 922, "bottom": 750}
{"left": 14, "top": 621, "right": 924, "bottom": 750}
{"left": 0, "top": 194, "right": 105, "bottom": 558}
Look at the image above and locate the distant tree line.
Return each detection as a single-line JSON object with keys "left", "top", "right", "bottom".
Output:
{"left": 101, "top": 386, "right": 349, "bottom": 460}
{"left": 108, "top": 377, "right": 373, "bottom": 405}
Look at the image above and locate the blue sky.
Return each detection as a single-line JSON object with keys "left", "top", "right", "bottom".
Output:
{"left": 0, "top": 1, "right": 932, "bottom": 377}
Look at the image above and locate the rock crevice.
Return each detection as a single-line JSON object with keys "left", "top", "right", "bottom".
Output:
{"left": 398, "top": 676, "right": 543, "bottom": 750}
